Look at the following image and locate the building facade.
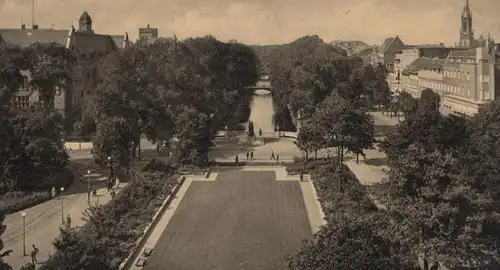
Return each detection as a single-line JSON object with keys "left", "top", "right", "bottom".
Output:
{"left": 0, "top": 11, "right": 130, "bottom": 132}
{"left": 388, "top": 0, "right": 499, "bottom": 117}
{"left": 138, "top": 24, "right": 158, "bottom": 44}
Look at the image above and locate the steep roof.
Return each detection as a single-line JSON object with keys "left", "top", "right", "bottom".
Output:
{"left": 72, "top": 31, "right": 118, "bottom": 54}
{"left": 379, "top": 37, "right": 395, "bottom": 53}
{"left": 110, "top": 35, "right": 126, "bottom": 49}
{"left": 0, "top": 28, "right": 68, "bottom": 47}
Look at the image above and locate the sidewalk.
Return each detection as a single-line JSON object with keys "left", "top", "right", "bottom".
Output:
{"left": 344, "top": 111, "right": 401, "bottom": 186}
{"left": 3, "top": 182, "right": 126, "bottom": 269}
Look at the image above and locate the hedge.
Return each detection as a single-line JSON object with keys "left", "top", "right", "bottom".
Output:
{"left": 40, "top": 171, "right": 179, "bottom": 270}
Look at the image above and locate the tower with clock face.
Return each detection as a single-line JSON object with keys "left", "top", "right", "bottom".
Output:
{"left": 459, "top": 0, "right": 474, "bottom": 48}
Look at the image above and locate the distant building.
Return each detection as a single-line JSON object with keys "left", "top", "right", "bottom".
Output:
{"left": 370, "top": 36, "right": 405, "bottom": 71}
{"left": 138, "top": 24, "right": 158, "bottom": 44}
{"left": 390, "top": 0, "right": 500, "bottom": 118}
{"left": 0, "top": 11, "right": 130, "bottom": 132}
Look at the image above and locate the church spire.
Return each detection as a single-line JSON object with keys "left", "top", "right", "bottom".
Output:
{"left": 462, "top": 0, "right": 471, "bottom": 17}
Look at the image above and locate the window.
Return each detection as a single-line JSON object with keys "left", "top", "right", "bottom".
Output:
{"left": 14, "top": 95, "right": 30, "bottom": 108}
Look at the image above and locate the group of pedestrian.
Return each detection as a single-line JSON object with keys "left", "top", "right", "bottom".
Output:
{"left": 245, "top": 151, "right": 254, "bottom": 160}
{"left": 270, "top": 151, "right": 280, "bottom": 161}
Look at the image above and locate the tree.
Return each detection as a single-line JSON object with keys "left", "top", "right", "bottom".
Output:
{"left": 373, "top": 63, "right": 391, "bottom": 111}
{"left": 0, "top": 44, "right": 25, "bottom": 111}
{"left": 1, "top": 111, "right": 68, "bottom": 191}
{"left": 288, "top": 212, "right": 416, "bottom": 270}
{"left": 23, "top": 42, "right": 75, "bottom": 112}
{"left": 418, "top": 88, "right": 440, "bottom": 116}
{"left": 344, "top": 109, "right": 376, "bottom": 164}
{"left": 92, "top": 117, "right": 135, "bottom": 170}
{"left": 53, "top": 215, "right": 82, "bottom": 264}
{"left": 294, "top": 122, "right": 325, "bottom": 159}
{"left": 0, "top": 212, "right": 13, "bottom": 270}
{"left": 398, "top": 91, "right": 418, "bottom": 119}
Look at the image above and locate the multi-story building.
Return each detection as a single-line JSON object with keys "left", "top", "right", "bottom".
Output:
{"left": 0, "top": 11, "right": 130, "bottom": 132}
{"left": 389, "top": 0, "right": 500, "bottom": 117}
{"left": 138, "top": 24, "right": 158, "bottom": 44}
{"left": 371, "top": 36, "right": 405, "bottom": 71}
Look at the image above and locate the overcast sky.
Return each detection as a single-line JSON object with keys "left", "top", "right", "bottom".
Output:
{"left": 1, "top": 0, "right": 500, "bottom": 46}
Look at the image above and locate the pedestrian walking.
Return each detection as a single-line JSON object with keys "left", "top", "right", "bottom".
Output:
{"left": 300, "top": 171, "right": 304, "bottom": 182}
{"left": 270, "top": 151, "right": 275, "bottom": 160}
{"left": 51, "top": 186, "right": 56, "bottom": 198}
{"left": 92, "top": 188, "right": 97, "bottom": 197}
{"left": 235, "top": 155, "right": 239, "bottom": 164}
{"left": 259, "top": 129, "right": 262, "bottom": 136}
{"left": 107, "top": 180, "right": 112, "bottom": 192}
{"left": 31, "top": 245, "right": 39, "bottom": 265}
{"left": 276, "top": 154, "right": 280, "bottom": 162}
{"left": 250, "top": 151, "right": 254, "bottom": 160}
{"left": 246, "top": 152, "right": 249, "bottom": 160}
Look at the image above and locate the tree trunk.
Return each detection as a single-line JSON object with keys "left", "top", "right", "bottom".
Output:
{"left": 305, "top": 151, "right": 309, "bottom": 160}
{"left": 314, "top": 150, "right": 317, "bottom": 159}
{"left": 137, "top": 139, "right": 141, "bottom": 161}
{"left": 356, "top": 153, "right": 359, "bottom": 164}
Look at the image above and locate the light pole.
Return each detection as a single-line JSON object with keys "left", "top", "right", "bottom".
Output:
{"left": 86, "top": 169, "right": 91, "bottom": 204}
{"left": 60, "top": 187, "right": 65, "bottom": 224}
{"left": 276, "top": 125, "right": 280, "bottom": 138}
{"left": 21, "top": 211, "right": 26, "bottom": 256}
{"left": 107, "top": 156, "right": 113, "bottom": 178}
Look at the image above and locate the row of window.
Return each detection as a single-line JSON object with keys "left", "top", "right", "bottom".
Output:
{"left": 420, "top": 79, "right": 471, "bottom": 96}
{"left": 443, "top": 70, "right": 472, "bottom": 80}
{"left": 12, "top": 95, "right": 43, "bottom": 109}
{"left": 74, "top": 73, "right": 93, "bottom": 87}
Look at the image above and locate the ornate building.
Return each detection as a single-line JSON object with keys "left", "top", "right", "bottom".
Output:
{"left": 0, "top": 11, "right": 131, "bottom": 132}
{"left": 458, "top": 0, "right": 474, "bottom": 48}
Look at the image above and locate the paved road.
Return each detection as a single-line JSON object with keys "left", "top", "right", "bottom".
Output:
{"left": 2, "top": 138, "right": 159, "bottom": 269}
{"left": 144, "top": 171, "right": 312, "bottom": 270}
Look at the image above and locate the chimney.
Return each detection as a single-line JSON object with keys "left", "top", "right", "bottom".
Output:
{"left": 21, "top": 24, "right": 26, "bottom": 30}
{"left": 32, "top": 24, "right": 38, "bottom": 30}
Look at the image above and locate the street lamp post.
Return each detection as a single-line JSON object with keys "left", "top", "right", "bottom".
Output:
{"left": 107, "top": 156, "right": 114, "bottom": 178}
{"left": 21, "top": 211, "right": 26, "bottom": 256}
{"left": 86, "top": 169, "right": 91, "bottom": 204}
{"left": 60, "top": 187, "right": 65, "bottom": 224}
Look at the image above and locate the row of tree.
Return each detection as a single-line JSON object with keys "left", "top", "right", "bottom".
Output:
{"left": 87, "top": 36, "right": 259, "bottom": 169}
{"left": 0, "top": 43, "right": 73, "bottom": 193}
{"left": 380, "top": 89, "right": 500, "bottom": 268}
{"left": 265, "top": 35, "right": 391, "bottom": 131}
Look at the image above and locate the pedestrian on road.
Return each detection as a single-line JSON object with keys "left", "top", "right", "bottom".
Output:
{"left": 31, "top": 245, "right": 39, "bottom": 265}
{"left": 259, "top": 129, "right": 262, "bottom": 136}
{"left": 246, "top": 152, "right": 249, "bottom": 160}
{"left": 270, "top": 151, "right": 275, "bottom": 160}
{"left": 92, "top": 188, "right": 97, "bottom": 197}
{"left": 51, "top": 186, "right": 56, "bottom": 198}
{"left": 235, "top": 155, "right": 239, "bottom": 164}
{"left": 240, "top": 145, "right": 244, "bottom": 152}
{"left": 300, "top": 171, "right": 304, "bottom": 182}
{"left": 250, "top": 151, "right": 254, "bottom": 160}
{"left": 276, "top": 154, "right": 280, "bottom": 162}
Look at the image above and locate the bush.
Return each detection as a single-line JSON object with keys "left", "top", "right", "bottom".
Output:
{"left": 40, "top": 173, "right": 180, "bottom": 269}
{"left": 285, "top": 158, "right": 332, "bottom": 175}
{"left": 0, "top": 191, "right": 52, "bottom": 214}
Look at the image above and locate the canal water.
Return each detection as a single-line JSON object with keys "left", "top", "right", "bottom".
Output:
{"left": 248, "top": 89, "right": 275, "bottom": 133}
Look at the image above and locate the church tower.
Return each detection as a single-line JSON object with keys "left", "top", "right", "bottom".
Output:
{"left": 78, "top": 11, "right": 93, "bottom": 33}
{"left": 459, "top": 0, "right": 474, "bottom": 47}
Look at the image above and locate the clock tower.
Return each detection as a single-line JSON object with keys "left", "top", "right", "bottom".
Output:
{"left": 459, "top": 0, "right": 474, "bottom": 47}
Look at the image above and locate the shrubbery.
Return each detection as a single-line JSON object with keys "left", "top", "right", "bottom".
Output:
{"left": 286, "top": 160, "right": 417, "bottom": 269}
{"left": 40, "top": 172, "right": 179, "bottom": 269}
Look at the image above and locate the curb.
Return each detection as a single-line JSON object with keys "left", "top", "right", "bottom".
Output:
{"left": 118, "top": 175, "right": 186, "bottom": 270}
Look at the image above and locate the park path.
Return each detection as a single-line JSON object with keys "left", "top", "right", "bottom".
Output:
{"left": 344, "top": 112, "right": 401, "bottom": 186}
{"left": 2, "top": 138, "right": 157, "bottom": 269}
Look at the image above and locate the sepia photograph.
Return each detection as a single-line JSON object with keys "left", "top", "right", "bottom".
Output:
{"left": 1, "top": 0, "right": 500, "bottom": 269}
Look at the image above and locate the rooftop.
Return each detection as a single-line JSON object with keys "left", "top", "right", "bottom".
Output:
{"left": 448, "top": 48, "right": 477, "bottom": 58}
{"left": 402, "top": 57, "right": 445, "bottom": 75}
{"left": 0, "top": 28, "right": 68, "bottom": 47}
